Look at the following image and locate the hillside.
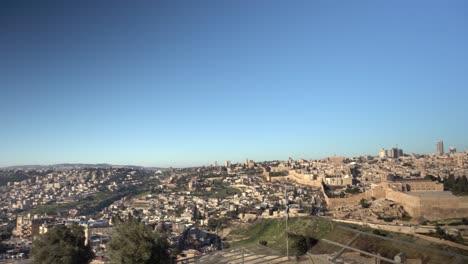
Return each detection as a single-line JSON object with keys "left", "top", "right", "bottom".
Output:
{"left": 228, "top": 217, "right": 468, "bottom": 263}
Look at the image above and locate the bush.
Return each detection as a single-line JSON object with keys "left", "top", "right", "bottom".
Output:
{"left": 383, "top": 217, "right": 394, "bottom": 222}
{"left": 372, "top": 229, "right": 387, "bottom": 237}
{"left": 291, "top": 235, "right": 318, "bottom": 257}
{"left": 400, "top": 214, "right": 412, "bottom": 221}
{"left": 360, "top": 199, "right": 370, "bottom": 208}
{"left": 462, "top": 218, "right": 468, "bottom": 225}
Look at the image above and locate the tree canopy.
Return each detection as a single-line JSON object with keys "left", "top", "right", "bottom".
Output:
{"left": 107, "top": 218, "right": 169, "bottom": 264}
{"left": 443, "top": 175, "right": 468, "bottom": 195}
{"left": 31, "top": 224, "right": 94, "bottom": 264}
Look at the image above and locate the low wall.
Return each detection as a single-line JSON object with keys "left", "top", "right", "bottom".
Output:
{"left": 330, "top": 219, "right": 437, "bottom": 235}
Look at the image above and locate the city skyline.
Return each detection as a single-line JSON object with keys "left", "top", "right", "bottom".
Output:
{"left": 1, "top": 1, "right": 468, "bottom": 167}
{"left": 0, "top": 140, "right": 464, "bottom": 168}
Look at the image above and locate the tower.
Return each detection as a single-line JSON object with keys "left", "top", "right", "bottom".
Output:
{"left": 379, "top": 148, "right": 388, "bottom": 158}
{"left": 390, "top": 148, "right": 399, "bottom": 158}
{"left": 437, "top": 141, "right": 444, "bottom": 156}
{"left": 398, "top": 148, "right": 403, "bottom": 157}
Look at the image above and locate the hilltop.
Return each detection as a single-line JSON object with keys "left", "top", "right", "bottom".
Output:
{"left": 0, "top": 163, "right": 164, "bottom": 170}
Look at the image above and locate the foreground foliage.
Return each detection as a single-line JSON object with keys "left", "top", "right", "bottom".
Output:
{"left": 31, "top": 225, "right": 94, "bottom": 264}
{"left": 108, "top": 218, "right": 169, "bottom": 264}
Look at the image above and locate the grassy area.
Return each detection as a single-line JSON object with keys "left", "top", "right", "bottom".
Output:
{"left": 30, "top": 192, "right": 116, "bottom": 215}
{"left": 31, "top": 201, "right": 82, "bottom": 215}
{"left": 228, "top": 217, "right": 468, "bottom": 260}
{"left": 229, "top": 217, "right": 334, "bottom": 255}
{"left": 209, "top": 186, "right": 241, "bottom": 199}
{"left": 192, "top": 181, "right": 242, "bottom": 199}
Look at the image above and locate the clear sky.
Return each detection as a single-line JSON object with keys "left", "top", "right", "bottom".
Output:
{"left": 1, "top": 0, "right": 467, "bottom": 167}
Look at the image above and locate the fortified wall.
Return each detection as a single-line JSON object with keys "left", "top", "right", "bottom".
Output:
{"left": 270, "top": 169, "right": 369, "bottom": 208}
{"left": 379, "top": 180, "right": 468, "bottom": 220}
{"left": 286, "top": 170, "right": 323, "bottom": 187}
{"left": 385, "top": 189, "right": 422, "bottom": 217}
{"left": 275, "top": 169, "right": 468, "bottom": 220}
{"left": 385, "top": 189, "right": 468, "bottom": 220}
{"left": 320, "top": 183, "right": 371, "bottom": 208}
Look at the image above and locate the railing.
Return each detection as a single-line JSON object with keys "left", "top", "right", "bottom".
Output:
{"left": 174, "top": 246, "right": 291, "bottom": 264}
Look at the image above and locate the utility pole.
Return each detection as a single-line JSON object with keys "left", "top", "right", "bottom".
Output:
{"left": 285, "top": 187, "right": 289, "bottom": 260}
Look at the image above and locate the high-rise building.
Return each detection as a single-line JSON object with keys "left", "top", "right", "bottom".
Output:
{"left": 437, "top": 141, "right": 444, "bottom": 156}
{"left": 225, "top": 160, "right": 231, "bottom": 168}
{"left": 398, "top": 149, "right": 403, "bottom": 157}
{"left": 390, "top": 148, "right": 399, "bottom": 158}
{"left": 379, "top": 148, "right": 388, "bottom": 158}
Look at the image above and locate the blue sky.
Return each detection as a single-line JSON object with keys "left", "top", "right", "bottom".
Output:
{"left": 1, "top": 0, "right": 467, "bottom": 167}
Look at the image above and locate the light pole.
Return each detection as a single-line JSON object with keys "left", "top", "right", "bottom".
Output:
{"left": 285, "top": 187, "right": 289, "bottom": 260}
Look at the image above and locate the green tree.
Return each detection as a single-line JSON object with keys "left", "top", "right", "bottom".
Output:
{"left": 31, "top": 224, "right": 94, "bottom": 264}
{"left": 107, "top": 218, "right": 169, "bottom": 264}
{"left": 460, "top": 176, "right": 468, "bottom": 193}
{"left": 445, "top": 175, "right": 456, "bottom": 190}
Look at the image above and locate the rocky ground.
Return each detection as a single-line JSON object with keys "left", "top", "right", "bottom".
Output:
{"left": 326, "top": 199, "right": 408, "bottom": 223}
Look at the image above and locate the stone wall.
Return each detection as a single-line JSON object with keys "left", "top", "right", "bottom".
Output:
{"left": 280, "top": 170, "right": 370, "bottom": 209}
{"left": 370, "top": 184, "right": 386, "bottom": 199}
{"left": 385, "top": 190, "right": 422, "bottom": 218}
{"left": 326, "top": 191, "right": 371, "bottom": 208}
{"left": 286, "top": 170, "right": 322, "bottom": 187}
{"left": 270, "top": 176, "right": 289, "bottom": 182}
{"left": 325, "top": 176, "right": 353, "bottom": 186}
{"left": 384, "top": 189, "right": 468, "bottom": 220}
{"left": 418, "top": 196, "right": 468, "bottom": 220}
{"left": 319, "top": 182, "right": 372, "bottom": 209}
{"left": 272, "top": 169, "right": 468, "bottom": 220}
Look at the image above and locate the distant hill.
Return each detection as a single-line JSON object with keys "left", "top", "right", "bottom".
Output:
{"left": 1, "top": 163, "right": 165, "bottom": 170}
